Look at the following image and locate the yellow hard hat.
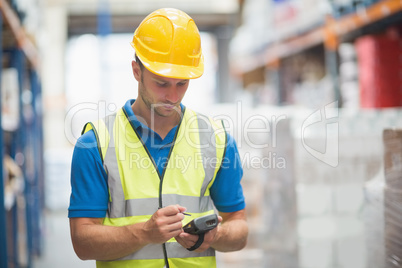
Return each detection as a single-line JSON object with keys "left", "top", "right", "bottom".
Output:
{"left": 131, "top": 8, "right": 204, "bottom": 79}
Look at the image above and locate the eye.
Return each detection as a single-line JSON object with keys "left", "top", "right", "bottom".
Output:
{"left": 178, "top": 81, "right": 188, "bottom": 87}
{"left": 157, "top": 82, "right": 168, "bottom": 87}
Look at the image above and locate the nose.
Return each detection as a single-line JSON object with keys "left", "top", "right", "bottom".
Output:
{"left": 165, "top": 85, "right": 180, "bottom": 104}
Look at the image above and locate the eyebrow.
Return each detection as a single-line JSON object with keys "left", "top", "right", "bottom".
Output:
{"left": 152, "top": 78, "right": 189, "bottom": 84}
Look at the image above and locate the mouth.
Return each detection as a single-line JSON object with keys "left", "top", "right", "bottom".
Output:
{"left": 162, "top": 103, "right": 178, "bottom": 110}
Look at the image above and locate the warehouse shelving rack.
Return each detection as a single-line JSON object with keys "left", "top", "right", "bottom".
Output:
{"left": 0, "top": 10, "right": 6, "bottom": 268}
{"left": 264, "top": 0, "right": 402, "bottom": 64}
{"left": 236, "top": 0, "right": 402, "bottom": 106}
{"left": 0, "top": 0, "right": 44, "bottom": 267}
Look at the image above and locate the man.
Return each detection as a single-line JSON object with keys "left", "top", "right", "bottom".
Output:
{"left": 69, "top": 8, "right": 248, "bottom": 268}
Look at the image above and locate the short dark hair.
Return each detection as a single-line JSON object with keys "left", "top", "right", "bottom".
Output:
{"left": 135, "top": 55, "right": 145, "bottom": 71}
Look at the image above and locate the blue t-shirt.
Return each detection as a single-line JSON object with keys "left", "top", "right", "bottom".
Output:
{"left": 68, "top": 99, "right": 245, "bottom": 218}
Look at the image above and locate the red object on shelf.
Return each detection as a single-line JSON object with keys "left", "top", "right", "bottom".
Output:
{"left": 356, "top": 27, "right": 402, "bottom": 108}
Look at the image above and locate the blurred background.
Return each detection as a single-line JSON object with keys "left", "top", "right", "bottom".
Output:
{"left": 1, "top": 0, "right": 402, "bottom": 267}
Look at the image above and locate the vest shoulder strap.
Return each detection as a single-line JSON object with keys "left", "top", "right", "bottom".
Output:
{"left": 193, "top": 112, "right": 228, "bottom": 177}
{"left": 81, "top": 119, "right": 110, "bottom": 163}
{"left": 196, "top": 112, "right": 228, "bottom": 156}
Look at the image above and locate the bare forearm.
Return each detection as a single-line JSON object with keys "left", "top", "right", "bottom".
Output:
{"left": 70, "top": 219, "right": 148, "bottom": 261}
{"left": 70, "top": 206, "right": 186, "bottom": 261}
{"left": 211, "top": 210, "right": 248, "bottom": 252}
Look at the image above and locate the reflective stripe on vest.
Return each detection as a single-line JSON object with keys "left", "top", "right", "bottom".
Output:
{"left": 83, "top": 107, "right": 226, "bottom": 268}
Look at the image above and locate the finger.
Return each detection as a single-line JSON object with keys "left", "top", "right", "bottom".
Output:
{"left": 203, "top": 230, "right": 215, "bottom": 243}
{"left": 176, "top": 233, "right": 198, "bottom": 249}
{"left": 155, "top": 211, "right": 183, "bottom": 225}
{"left": 150, "top": 215, "right": 184, "bottom": 233}
{"left": 177, "top": 205, "right": 187, "bottom": 214}
{"left": 179, "top": 232, "right": 196, "bottom": 239}
{"left": 166, "top": 220, "right": 185, "bottom": 232}
{"left": 159, "top": 205, "right": 179, "bottom": 216}
{"left": 168, "top": 228, "right": 184, "bottom": 238}
{"left": 161, "top": 205, "right": 187, "bottom": 216}
{"left": 175, "top": 236, "right": 192, "bottom": 249}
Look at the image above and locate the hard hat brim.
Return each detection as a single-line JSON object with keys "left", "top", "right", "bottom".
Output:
{"left": 136, "top": 51, "right": 204, "bottom": 80}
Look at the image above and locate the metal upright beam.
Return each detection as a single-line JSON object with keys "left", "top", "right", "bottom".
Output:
{"left": 13, "top": 48, "right": 26, "bottom": 267}
{"left": 214, "top": 25, "right": 233, "bottom": 102}
{"left": 97, "top": 0, "right": 112, "bottom": 100}
{"left": 325, "top": 49, "right": 341, "bottom": 107}
{"left": 0, "top": 12, "right": 9, "bottom": 268}
{"left": 324, "top": 17, "right": 341, "bottom": 107}
{"left": 29, "top": 69, "right": 44, "bottom": 259}
{"left": 97, "top": 0, "right": 112, "bottom": 36}
{"left": 266, "top": 60, "right": 282, "bottom": 105}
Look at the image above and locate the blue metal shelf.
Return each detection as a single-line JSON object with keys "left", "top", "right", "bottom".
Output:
{"left": 0, "top": 1, "right": 44, "bottom": 267}
{"left": 0, "top": 11, "right": 9, "bottom": 268}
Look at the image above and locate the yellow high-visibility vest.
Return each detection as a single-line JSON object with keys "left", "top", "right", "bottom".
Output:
{"left": 82, "top": 107, "right": 226, "bottom": 268}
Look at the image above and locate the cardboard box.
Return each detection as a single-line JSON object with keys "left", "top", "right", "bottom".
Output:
{"left": 383, "top": 129, "right": 402, "bottom": 189}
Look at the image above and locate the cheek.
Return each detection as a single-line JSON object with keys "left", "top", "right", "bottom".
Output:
{"left": 179, "top": 87, "right": 188, "bottom": 98}
{"left": 142, "top": 82, "right": 159, "bottom": 98}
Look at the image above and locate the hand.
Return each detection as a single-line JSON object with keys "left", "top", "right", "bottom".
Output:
{"left": 175, "top": 216, "right": 222, "bottom": 252}
{"left": 143, "top": 205, "right": 187, "bottom": 244}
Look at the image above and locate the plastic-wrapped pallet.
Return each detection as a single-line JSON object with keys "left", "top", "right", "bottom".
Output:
{"left": 363, "top": 169, "right": 385, "bottom": 268}
{"left": 383, "top": 129, "right": 402, "bottom": 267}
{"left": 384, "top": 186, "right": 402, "bottom": 267}
{"left": 261, "top": 118, "right": 299, "bottom": 268}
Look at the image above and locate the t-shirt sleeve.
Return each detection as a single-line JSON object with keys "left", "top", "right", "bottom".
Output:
{"left": 210, "top": 133, "right": 246, "bottom": 213}
{"left": 68, "top": 130, "right": 109, "bottom": 218}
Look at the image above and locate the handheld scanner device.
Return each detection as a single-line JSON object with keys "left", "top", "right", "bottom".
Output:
{"left": 183, "top": 214, "right": 218, "bottom": 235}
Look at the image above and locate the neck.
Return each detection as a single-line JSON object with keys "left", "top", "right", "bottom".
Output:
{"left": 131, "top": 100, "right": 182, "bottom": 139}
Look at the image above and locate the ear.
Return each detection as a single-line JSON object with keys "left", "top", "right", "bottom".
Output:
{"left": 131, "top": 60, "right": 141, "bottom": 82}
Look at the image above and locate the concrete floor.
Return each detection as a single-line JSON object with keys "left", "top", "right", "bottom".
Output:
{"left": 32, "top": 148, "right": 93, "bottom": 267}
{"left": 32, "top": 210, "right": 94, "bottom": 268}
